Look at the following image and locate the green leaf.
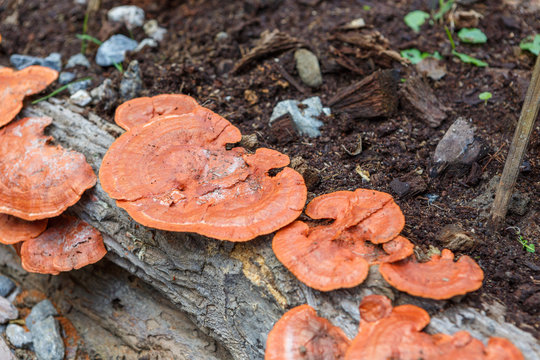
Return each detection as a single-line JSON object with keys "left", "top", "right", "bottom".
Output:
{"left": 452, "top": 50, "right": 488, "bottom": 67}
{"left": 458, "top": 28, "right": 487, "bottom": 44}
{"left": 31, "top": 77, "right": 92, "bottom": 105}
{"left": 363, "top": 5, "right": 371, "bottom": 11}
{"left": 432, "top": 51, "right": 443, "bottom": 60}
{"left": 478, "top": 92, "right": 492, "bottom": 101}
{"left": 404, "top": 10, "right": 430, "bottom": 32}
{"left": 520, "top": 34, "right": 540, "bottom": 56}
{"left": 401, "top": 48, "right": 443, "bottom": 64}
{"left": 433, "top": 0, "right": 453, "bottom": 21}
{"left": 76, "top": 33, "right": 103, "bottom": 45}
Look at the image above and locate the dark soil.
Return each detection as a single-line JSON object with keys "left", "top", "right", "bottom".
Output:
{"left": 1, "top": 0, "right": 539, "bottom": 339}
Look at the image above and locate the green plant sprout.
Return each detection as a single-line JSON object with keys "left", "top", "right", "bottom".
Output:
{"left": 478, "top": 91, "right": 492, "bottom": 104}
{"left": 81, "top": 11, "right": 90, "bottom": 54}
{"left": 507, "top": 227, "right": 535, "bottom": 253}
{"left": 363, "top": 5, "right": 371, "bottom": 11}
{"left": 31, "top": 77, "right": 92, "bottom": 104}
{"left": 401, "top": 49, "right": 443, "bottom": 64}
{"left": 433, "top": 0, "right": 453, "bottom": 21}
{"left": 458, "top": 28, "right": 487, "bottom": 44}
{"left": 76, "top": 34, "right": 124, "bottom": 73}
{"left": 404, "top": 10, "right": 430, "bottom": 32}
{"left": 445, "top": 26, "right": 488, "bottom": 67}
{"left": 520, "top": 34, "right": 540, "bottom": 56}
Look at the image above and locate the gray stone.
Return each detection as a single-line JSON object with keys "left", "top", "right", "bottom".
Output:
{"left": 66, "top": 53, "right": 91, "bottom": 69}
{"left": 96, "top": 35, "right": 138, "bottom": 67}
{"left": 0, "top": 336, "right": 16, "bottom": 360}
{"left": 120, "top": 60, "right": 143, "bottom": 100}
{"left": 294, "top": 48, "right": 323, "bottom": 88}
{"left": 431, "top": 117, "right": 483, "bottom": 176}
{"left": 67, "top": 78, "right": 92, "bottom": 95}
{"left": 134, "top": 38, "right": 158, "bottom": 52}
{"left": 26, "top": 300, "right": 58, "bottom": 332}
{"left": 269, "top": 96, "right": 330, "bottom": 137}
{"left": 90, "top": 79, "right": 117, "bottom": 109}
{"left": 509, "top": 192, "right": 530, "bottom": 216}
{"left": 0, "top": 296, "right": 18, "bottom": 324}
{"left": 58, "top": 72, "right": 76, "bottom": 85}
{"left": 107, "top": 5, "right": 145, "bottom": 30}
{"left": 70, "top": 90, "right": 93, "bottom": 107}
{"left": 143, "top": 20, "right": 167, "bottom": 42}
{"left": 5, "top": 324, "right": 32, "bottom": 349}
{"left": 9, "top": 52, "right": 62, "bottom": 71}
{"left": 31, "top": 317, "right": 64, "bottom": 360}
{"left": 0, "top": 275, "right": 15, "bottom": 297}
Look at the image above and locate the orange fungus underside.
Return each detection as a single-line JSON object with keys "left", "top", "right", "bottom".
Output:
{"left": 272, "top": 189, "right": 407, "bottom": 291}
{"left": 379, "top": 249, "right": 484, "bottom": 300}
{"left": 265, "top": 304, "right": 351, "bottom": 360}
{"left": 20, "top": 215, "right": 107, "bottom": 275}
{"left": 100, "top": 96, "right": 307, "bottom": 241}
{"left": 0, "top": 66, "right": 58, "bottom": 127}
{"left": 0, "top": 117, "right": 97, "bottom": 220}
{"left": 0, "top": 214, "right": 48, "bottom": 245}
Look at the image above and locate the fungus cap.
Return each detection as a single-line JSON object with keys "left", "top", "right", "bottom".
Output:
{"left": 100, "top": 103, "right": 306, "bottom": 241}
{"left": 0, "top": 117, "right": 97, "bottom": 220}
{"left": 20, "top": 215, "right": 107, "bottom": 275}
{"left": 0, "top": 214, "right": 48, "bottom": 245}
{"left": 379, "top": 249, "right": 484, "bottom": 300}
{"left": 272, "top": 189, "right": 407, "bottom": 291}
{"left": 265, "top": 305, "right": 351, "bottom": 360}
{"left": 0, "top": 66, "right": 58, "bottom": 127}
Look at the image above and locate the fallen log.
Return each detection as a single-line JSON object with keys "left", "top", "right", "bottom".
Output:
{"left": 1, "top": 100, "right": 535, "bottom": 359}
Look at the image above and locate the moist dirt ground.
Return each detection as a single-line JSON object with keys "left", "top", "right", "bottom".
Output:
{"left": 0, "top": 0, "right": 539, "bottom": 342}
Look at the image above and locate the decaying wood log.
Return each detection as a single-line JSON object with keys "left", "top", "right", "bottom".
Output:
{"left": 399, "top": 76, "right": 449, "bottom": 128}
{"left": 3, "top": 100, "right": 537, "bottom": 359}
{"left": 328, "top": 69, "right": 399, "bottom": 118}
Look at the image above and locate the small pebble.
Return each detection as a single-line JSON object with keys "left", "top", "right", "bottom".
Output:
{"left": 107, "top": 5, "right": 145, "bottom": 30}
{"left": 5, "top": 324, "right": 32, "bottom": 349}
{"left": 0, "top": 275, "right": 15, "bottom": 298}
{"left": 25, "top": 300, "right": 58, "bottom": 332}
{"left": 143, "top": 19, "right": 167, "bottom": 42}
{"left": 67, "top": 78, "right": 92, "bottom": 95}
{"left": 294, "top": 49, "right": 323, "bottom": 88}
{"left": 0, "top": 297, "right": 18, "bottom": 324}
{"left": 58, "top": 72, "right": 76, "bottom": 85}
{"left": 270, "top": 96, "right": 330, "bottom": 137}
{"left": 70, "top": 90, "right": 92, "bottom": 107}
{"left": 66, "top": 53, "right": 91, "bottom": 69}
{"left": 31, "top": 317, "right": 64, "bottom": 360}
{"left": 96, "top": 35, "right": 138, "bottom": 67}
{"left": 120, "top": 60, "right": 143, "bottom": 100}
{"left": 215, "top": 31, "right": 229, "bottom": 42}
{"left": 10, "top": 52, "right": 62, "bottom": 71}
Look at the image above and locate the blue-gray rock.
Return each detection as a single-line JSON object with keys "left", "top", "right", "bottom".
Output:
{"left": 25, "top": 300, "right": 58, "bottom": 332}
{"left": 120, "top": 60, "right": 143, "bottom": 100}
{"left": 269, "top": 96, "right": 331, "bottom": 137}
{"left": 9, "top": 52, "right": 62, "bottom": 71}
{"left": 66, "top": 53, "right": 91, "bottom": 69}
{"left": 96, "top": 35, "right": 138, "bottom": 67}
{"left": 0, "top": 297, "right": 18, "bottom": 324}
{"left": 58, "top": 72, "right": 76, "bottom": 85}
{"left": 31, "top": 317, "right": 64, "bottom": 360}
{"left": 5, "top": 324, "right": 32, "bottom": 349}
{"left": 67, "top": 79, "right": 92, "bottom": 95}
{"left": 108, "top": 5, "right": 145, "bottom": 30}
{"left": 0, "top": 276, "right": 15, "bottom": 297}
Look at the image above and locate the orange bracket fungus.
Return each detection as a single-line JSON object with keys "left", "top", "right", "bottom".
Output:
{"left": 379, "top": 249, "right": 484, "bottom": 300}
{"left": 265, "top": 304, "right": 351, "bottom": 360}
{"left": 20, "top": 215, "right": 107, "bottom": 275}
{"left": 0, "top": 214, "right": 48, "bottom": 245}
{"left": 0, "top": 117, "right": 97, "bottom": 220}
{"left": 272, "top": 189, "right": 409, "bottom": 291}
{"left": 100, "top": 95, "right": 307, "bottom": 241}
{"left": 0, "top": 66, "right": 58, "bottom": 127}
{"left": 345, "top": 295, "right": 523, "bottom": 360}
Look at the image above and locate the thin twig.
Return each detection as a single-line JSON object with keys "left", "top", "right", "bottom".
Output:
{"left": 275, "top": 63, "right": 308, "bottom": 94}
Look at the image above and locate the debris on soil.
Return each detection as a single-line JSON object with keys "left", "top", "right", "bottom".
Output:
{"left": 143, "top": 19, "right": 167, "bottom": 42}
{"left": 269, "top": 96, "right": 330, "bottom": 137}
{"left": 438, "top": 224, "right": 478, "bottom": 252}
{"left": 415, "top": 58, "right": 447, "bottom": 81}
{"left": 399, "top": 76, "right": 449, "bottom": 127}
{"left": 329, "top": 69, "right": 398, "bottom": 119}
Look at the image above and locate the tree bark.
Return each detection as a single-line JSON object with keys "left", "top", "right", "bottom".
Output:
{"left": 8, "top": 100, "right": 538, "bottom": 359}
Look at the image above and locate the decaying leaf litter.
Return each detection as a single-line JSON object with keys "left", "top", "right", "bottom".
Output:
{"left": 0, "top": 0, "right": 539, "bottom": 357}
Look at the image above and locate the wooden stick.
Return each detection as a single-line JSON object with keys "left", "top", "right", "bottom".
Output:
{"left": 490, "top": 55, "right": 540, "bottom": 230}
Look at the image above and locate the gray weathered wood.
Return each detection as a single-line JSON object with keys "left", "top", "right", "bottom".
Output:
{"left": 17, "top": 100, "right": 540, "bottom": 359}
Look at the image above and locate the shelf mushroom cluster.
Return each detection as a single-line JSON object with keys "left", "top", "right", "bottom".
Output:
{"left": 266, "top": 295, "right": 524, "bottom": 360}
{"left": 99, "top": 94, "right": 308, "bottom": 241}
{"left": 0, "top": 67, "right": 106, "bottom": 274}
